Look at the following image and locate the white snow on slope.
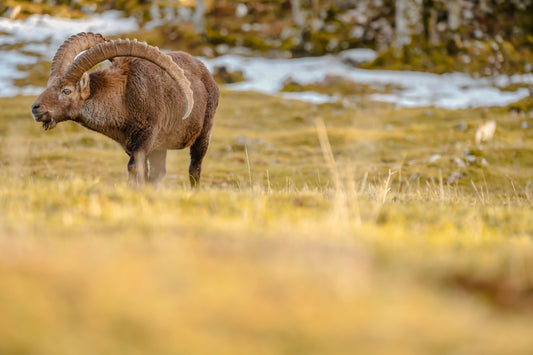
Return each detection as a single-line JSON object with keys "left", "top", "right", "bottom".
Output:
{"left": 204, "top": 55, "right": 533, "bottom": 109}
{"left": 1, "top": 12, "right": 532, "bottom": 109}
{"left": 0, "top": 11, "right": 138, "bottom": 97}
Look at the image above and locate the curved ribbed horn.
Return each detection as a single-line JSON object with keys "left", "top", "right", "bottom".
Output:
{"left": 49, "top": 32, "right": 108, "bottom": 82}
{"left": 64, "top": 39, "right": 194, "bottom": 120}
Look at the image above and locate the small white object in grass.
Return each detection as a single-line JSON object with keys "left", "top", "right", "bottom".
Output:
{"left": 428, "top": 154, "right": 441, "bottom": 163}
{"left": 454, "top": 158, "right": 466, "bottom": 167}
{"left": 475, "top": 120, "right": 496, "bottom": 145}
{"left": 0, "top": 11, "right": 138, "bottom": 97}
{"left": 448, "top": 171, "right": 464, "bottom": 184}
{"left": 465, "top": 155, "right": 476, "bottom": 164}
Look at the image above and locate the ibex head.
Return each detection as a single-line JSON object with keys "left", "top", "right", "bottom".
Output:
{"left": 32, "top": 32, "right": 194, "bottom": 130}
{"left": 31, "top": 73, "right": 92, "bottom": 130}
{"left": 32, "top": 33, "right": 106, "bottom": 130}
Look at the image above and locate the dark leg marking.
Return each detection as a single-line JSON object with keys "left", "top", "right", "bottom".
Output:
{"left": 189, "top": 128, "right": 212, "bottom": 188}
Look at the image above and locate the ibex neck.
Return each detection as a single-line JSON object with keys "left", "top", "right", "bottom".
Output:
{"left": 78, "top": 99, "right": 125, "bottom": 145}
{"left": 73, "top": 69, "right": 129, "bottom": 145}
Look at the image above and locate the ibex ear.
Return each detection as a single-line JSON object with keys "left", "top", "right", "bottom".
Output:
{"left": 79, "top": 72, "right": 90, "bottom": 100}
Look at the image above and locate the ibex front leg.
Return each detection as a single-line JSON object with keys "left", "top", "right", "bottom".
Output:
{"left": 148, "top": 149, "right": 167, "bottom": 186}
{"left": 127, "top": 150, "right": 148, "bottom": 186}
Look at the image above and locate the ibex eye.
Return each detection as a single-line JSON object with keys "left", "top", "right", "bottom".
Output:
{"left": 62, "top": 88, "right": 72, "bottom": 95}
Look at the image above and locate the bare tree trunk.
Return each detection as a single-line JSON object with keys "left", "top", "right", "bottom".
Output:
{"left": 447, "top": 0, "right": 462, "bottom": 31}
{"left": 428, "top": 6, "right": 439, "bottom": 45}
{"left": 310, "top": 0, "right": 319, "bottom": 33}
{"left": 291, "top": 0, "right": 304, "bottom": 28}
{"left": 394, "top": 0, "right": 423, "bottom": 49}
{"left": 193, "top": 0, "right": 206, "bottom": 35}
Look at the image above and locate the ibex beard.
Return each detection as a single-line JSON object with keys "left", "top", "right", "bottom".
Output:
{"left": 32, "top": 110, "right": 56, "bottom": 130}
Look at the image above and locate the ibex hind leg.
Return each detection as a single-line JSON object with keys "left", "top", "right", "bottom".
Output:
{"left": 148, "top": 149, "right": 167, "bottom": 186}
{"left": 189, "top": 127, "right": 212, "bottom": 188}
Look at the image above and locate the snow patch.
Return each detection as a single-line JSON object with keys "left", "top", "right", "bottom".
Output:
{"left": 204, "top": 54, "right": 531, "bottom": 109}
{"left": 0, "top": 11, "right": 138, "bottom": 97}
{"left": 0, "top": 11, "right": 531, "bottom": 109}
{"left": 0, "top": 11, "right": 138, "bottom": 49}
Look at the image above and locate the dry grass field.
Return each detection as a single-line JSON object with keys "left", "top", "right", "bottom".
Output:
{"left": 1, "top": 92, "right": 533, "bottom": 354}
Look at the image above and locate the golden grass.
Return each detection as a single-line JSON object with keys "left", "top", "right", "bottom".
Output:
{"left": 0, "top": 93, "right": 533, "bottom": 354}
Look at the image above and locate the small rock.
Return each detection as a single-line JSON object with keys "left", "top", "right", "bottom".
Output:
{"left": 213, "top": 66, "right": 245, "bottom": 83}
{"left": 339, "top": 48, "right": 378, "bottom": 66}
{"left": 350, "top": 26, "right": 365, "bottom": 39}
{"left": 475, "top": 120, "right": 496, "bottom": 145}
{"left": 341, "top": 98, "right": 357, "bottom": 109}
{"left": 428, "top": 154, "right": 441, "bottom": 163}
{"left": 454, "top": 157, "right": 466, "bottom": 167}
{"left": 201, "top": 46, "right": 214, "bottom": 58}
{"left": 236, "top": 3, "right": 248, "bottom": 17}
{"left": 461, "top": 54, "right": 471, "bottom": 64}
{"left": 215, "top": 44, "right": 230, "bottom": 55}
{"left": 236, "top": 135, "right": 247, "bottom": 146}
{"left": 447, "top": 171, "right": 465, "bottom": 184}
{"left": 455, "top": 120, "right": 468, "bottom": 132}
{"left": 229, "top": 46, "right": 255, "bottom": 56}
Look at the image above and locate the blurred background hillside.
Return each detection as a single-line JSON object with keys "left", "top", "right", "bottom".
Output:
{"left": 2, "top": 0, "right": 533, "bottom": 76}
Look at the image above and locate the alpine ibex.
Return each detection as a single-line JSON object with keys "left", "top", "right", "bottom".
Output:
{"left": 31, "top": 32, "right": 219, "bottom": 187}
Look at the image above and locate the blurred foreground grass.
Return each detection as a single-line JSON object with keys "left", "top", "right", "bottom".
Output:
{"left": 1, "top": 93, "right": 533, "bottom": 354}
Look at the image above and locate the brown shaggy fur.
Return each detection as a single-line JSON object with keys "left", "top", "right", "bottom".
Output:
{"left": 32, "top": 35, "right": 219, "bottom": 187}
